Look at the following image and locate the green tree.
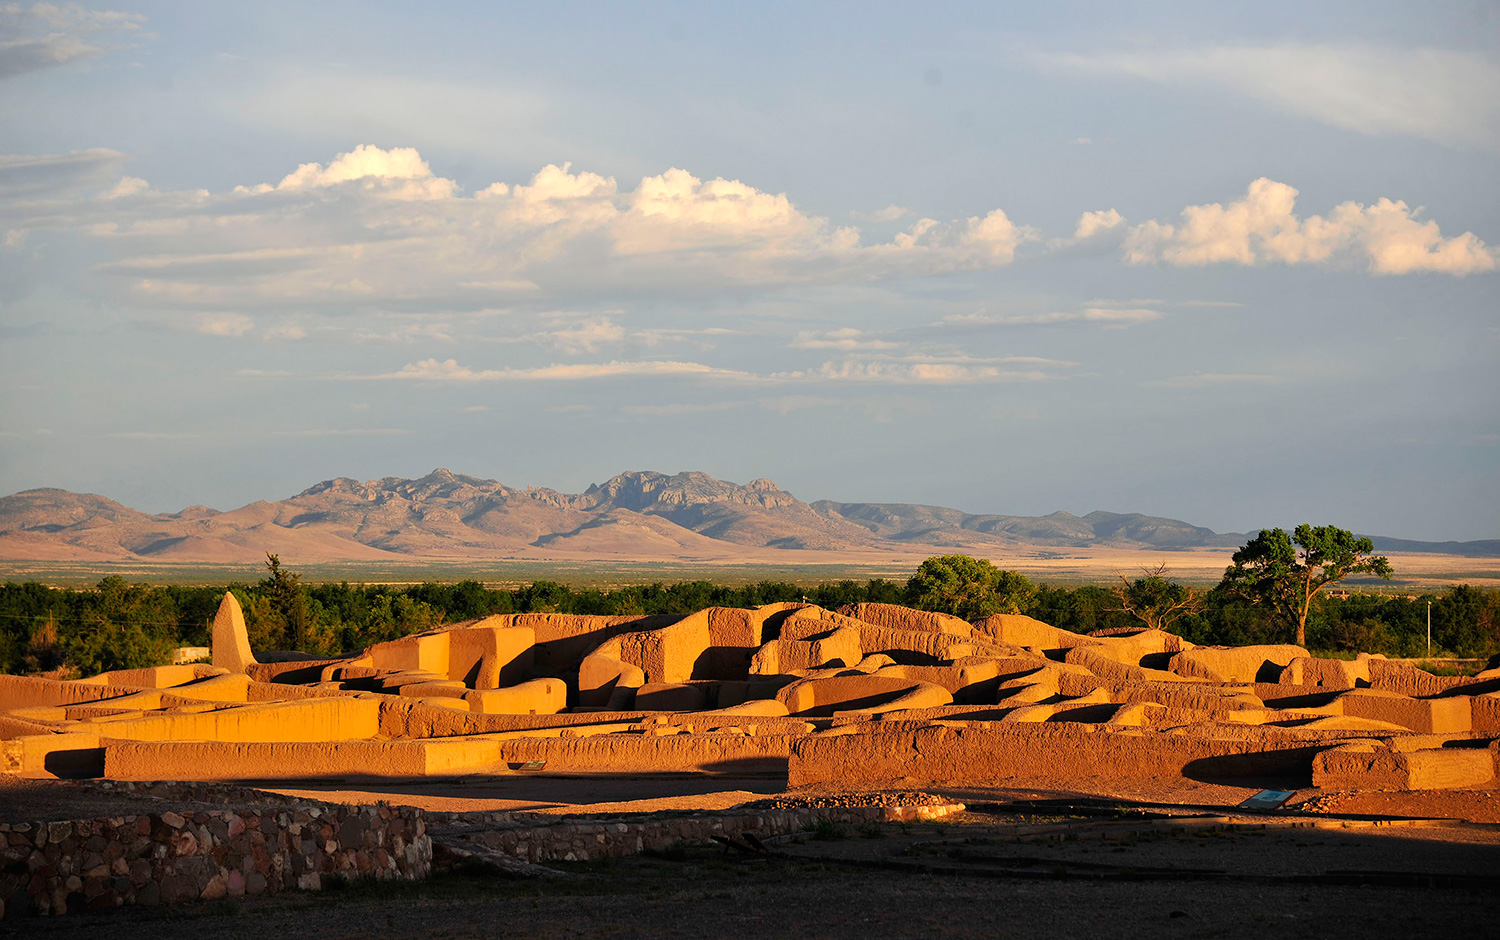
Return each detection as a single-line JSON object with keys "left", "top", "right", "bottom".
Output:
{"left": 259, "top": 553, "right": 309, "bottom": 651}
{"left": 1112, "top": 563, "right": 1200, "bottom": 633}
{"left": 906, "top": 554, "right": 1034, "bottom": 620}
{"left": 1218, "top": 525, "right": 1392, "bottom": 646}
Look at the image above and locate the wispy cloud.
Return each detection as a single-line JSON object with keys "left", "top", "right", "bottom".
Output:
{"left": 368, "top": 352, "right": 1074, "bottom": 388}
{"left": 0, "top": 148, "right": 124, "bottom": 195}
{"left": 263, "top": 321, "right": 307, "bottom": 341}
{"left": 272, "top": 428, "right": 413, "bottom": 437}
{"left": 379, "top": 358, "right": 763, "bottom": 383}
{"left": 621, "top": 401, "right": 744, "bottom": 417}
{"left": 547, "top": 317, "right": 625, "bottom": 354}
{"left": 1039, "top": 43, "right": 1500, "bottom": 151}
{"left": 0, "top": 3, "right": 147, "bottom": 81}
{"left": 790, "top": 328, "right": 899, "bottom": 351}
{"left": 795, "top": 358, "right": 1063, "bottom": 385}
{"left": 1146, "top": 372, "right": 1287, "bottom": 389}
{"left": 196, "top": 313, "right": 253, "bottom": 337}
{"left": 937, "top": 306, "right": 1163, "bottom": 328}
{"left": 850, "top": 204, "right": 910, "bottom": 223}
{"left": 104, "top": 430, "right": 196, "bottom": 440}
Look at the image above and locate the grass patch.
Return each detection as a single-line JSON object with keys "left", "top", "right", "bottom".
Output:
{"left": 645, "top": 840, "right": 690, "bottom": 861}
{"left": 807, "top": 820, "right": 850, "bottom": 842}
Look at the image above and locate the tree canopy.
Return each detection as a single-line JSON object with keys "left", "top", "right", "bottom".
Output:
{"left": 1218, "top": 524, "right": 1393, "bottom": 645}
{"left": 259, "top": 553, "right": 310, "bottom": 651}
{"left": 905, "top": 554, "right": 1035, "bottom": 620}
{"left": 1113, "top": 564, "right": 1200, "bottom": 632}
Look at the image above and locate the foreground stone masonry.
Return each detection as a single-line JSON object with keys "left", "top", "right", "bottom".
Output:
{"left": 3, "top": 596, "right": 1498, "bottom": 796}
{"left": 0, "top": 790, "right": 431, "bottom": 918}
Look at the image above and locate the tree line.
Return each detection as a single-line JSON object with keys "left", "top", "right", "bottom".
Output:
{"left": 0, "top": 530, "right": 1495, "bottom": 677}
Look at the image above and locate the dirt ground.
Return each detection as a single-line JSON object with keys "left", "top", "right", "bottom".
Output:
{"left": 7, "top": 774, "right": 1500, "bottom": 937}
{"left": 264, "top": 774, "right": 1500, "bottom": 824}
{"left": 0, "top": 775, "right": 247, "bottom": 823}
{"left": 11, "top": 817, "right": 1499, "bottom": 940}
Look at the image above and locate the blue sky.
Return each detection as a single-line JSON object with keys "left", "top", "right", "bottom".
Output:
{"left": 1, "top": 1, "right": 1497, "bottom": 540}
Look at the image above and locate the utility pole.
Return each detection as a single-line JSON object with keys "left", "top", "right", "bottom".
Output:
{"left": 1426, "top": 601, "right": 1432, "bottom": 658}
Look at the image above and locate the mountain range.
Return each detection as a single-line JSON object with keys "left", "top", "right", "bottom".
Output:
{"left": 0, "top": 469, "right": 1494, "bottom": 563}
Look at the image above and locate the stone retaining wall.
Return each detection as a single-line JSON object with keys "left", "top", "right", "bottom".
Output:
{"left": 438, "top": 802, "right": 964, "bottom": 864}
{"left": 1, "top": 801, "right": 431, "bottom": 919}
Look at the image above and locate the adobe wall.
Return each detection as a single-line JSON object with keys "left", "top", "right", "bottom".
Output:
{"left": 1366, "top": 659, "right": 1468, "bottom": 697}
{"left": 1169, "top": 645, "right": 1308, "bottom": 683}
{"left": 776, "top": 674, "right": 952, "bottom": 716}
{"left": 787, "top": 723, "right": 1337, "bottom": 788}
{"left": 836, "top": 603, "right": 972, "bottom": 637}
{"left": 752, "top": 625, "right": 862, "bottom": 674}
{"left": 671, "top": 606, "right": 793, "bottom": 678}
{"left": 470, "top": 614, "right": 676, "bottom": 674}
{"left": 0, "top": 801, "right": 429, "bottom": 919}
{"left": 972, "top": 613, "right": 1088, "bottom": 650}
{"left": 575, "top": 640, "right": 646, "bottom": 707}
{"left": 77, "top": 697, "right": 380, "bottom": 744}
{"left": 495, "top": 731, "right": 799, "bottom": 774}
{"left": 102, "top": 738, "right": 504, "bottom": 780}
{"left": 443, "top": 801, "right": 963, "bottom": 864}
{"left": 1337, "top": 690, "right": 1473, "bottom": 733}
{"left": 375, "top": 700, "right": 656, "bottom": 738}
{"left": 74, "top": 665, "right": 224, "bottom": 688}
{"left": 0, "top": 675, "right": 150, "bottom": 712}
{"left": 1311, "top": 742, "right": 1496, "bottom": 790}
{"left": 848, "top": 624, "right": 975, "bottom": 664}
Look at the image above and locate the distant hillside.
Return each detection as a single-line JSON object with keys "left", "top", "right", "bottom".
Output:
{"left": 0, "top": 469, "right": 1491, "bottom": 563}
{"left": 1367, "top": 537, "right": 1500, "bottom": 559}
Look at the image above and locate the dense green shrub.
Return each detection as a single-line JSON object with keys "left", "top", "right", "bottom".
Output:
{"left": 0, "top": 560, "right": 1494, "bottom": 676}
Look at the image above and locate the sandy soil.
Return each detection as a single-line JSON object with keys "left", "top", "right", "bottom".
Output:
{"left": 265, "top": 775, "right": 785, "bottom": 816}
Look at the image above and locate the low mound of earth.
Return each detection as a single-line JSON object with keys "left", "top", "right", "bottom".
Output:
{"left": 1295, "top": 786, "right": 1500, "bottom": 823}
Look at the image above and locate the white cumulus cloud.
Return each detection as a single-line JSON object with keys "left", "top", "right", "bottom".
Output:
{"left": 273, "top": 144, "right": 455, "bottom": 200}
{"left": 1073, "top": 208, "right": 1124, "bottom": 241}
{"left": 3, "top": 145, "right": 1046, "bottom": 309}
{"left": 1125, "top": 178, "right": 1497, "bottom": 275}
